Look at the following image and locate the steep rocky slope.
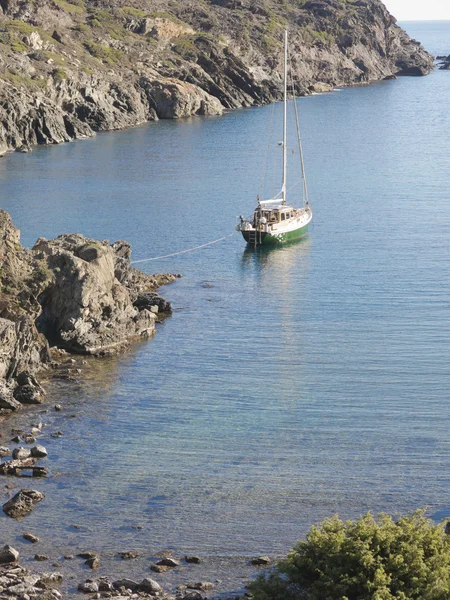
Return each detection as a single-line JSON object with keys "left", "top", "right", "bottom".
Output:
{"left": 0, "top": 0, "right": 433, "bottom": 153}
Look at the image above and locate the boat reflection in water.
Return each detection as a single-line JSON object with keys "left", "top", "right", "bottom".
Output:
{"left": 241, "top": 233, "right": 312, "bottom": 275}
{"left": 239, "top": 234, "right": 312, "bottom": 404}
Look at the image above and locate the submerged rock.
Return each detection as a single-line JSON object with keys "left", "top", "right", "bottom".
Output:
{"left": 251, "top": 556, "right": 271, "bottom": 566}
{"left": 85, "top": 556, "right": 100, "bottom": 570}
{"left": 118, "top": 551, "right": 140, "bottom": 559}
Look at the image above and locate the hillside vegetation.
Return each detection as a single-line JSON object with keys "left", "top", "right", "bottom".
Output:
{"left": 0, "top": 0, "right": 433, "bottom": 152}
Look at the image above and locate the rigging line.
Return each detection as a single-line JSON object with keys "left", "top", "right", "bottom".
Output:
{"left": 130, "top": 232, "right": 236, "bottom": 264}
{"left": 288, "top": 45, "right": 309, "bottom": 207}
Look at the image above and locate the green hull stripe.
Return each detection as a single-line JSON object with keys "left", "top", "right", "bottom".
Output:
{"left": 243, "top": 223, "right": 310, "bottom": 246}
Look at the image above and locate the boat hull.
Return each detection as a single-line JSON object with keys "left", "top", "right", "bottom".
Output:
{"left": 242, "top": 221, "right": 310, "bottom": 246}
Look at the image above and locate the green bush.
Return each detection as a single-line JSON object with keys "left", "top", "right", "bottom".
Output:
{"left": 249, "top": 510, "right": 450, "bottom": 600}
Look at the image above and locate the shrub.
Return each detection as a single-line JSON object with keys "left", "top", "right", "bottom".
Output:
{"left": 52, "top": 67, "right": 67, "bottom": 81}
{"left": 249, "top": 510, "right": 450, "bottom": 600}
{"left": 83, "top": 41, "right": 124, "bottom": 65}
{"left": 53, "top": 0, "right": 85, "bottom": 14}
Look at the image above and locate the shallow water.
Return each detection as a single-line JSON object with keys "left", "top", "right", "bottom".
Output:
{"left": 1, "top": 21, "right": 450, "bottom": 594}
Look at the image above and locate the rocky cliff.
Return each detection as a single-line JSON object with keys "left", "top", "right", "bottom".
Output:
{"left": 0, "top": 0, "right": 434, "bottom": 153}
{"left": 0, "top": 209, "right": 176, "bottom": 410}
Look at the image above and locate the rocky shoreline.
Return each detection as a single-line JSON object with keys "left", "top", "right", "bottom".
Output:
{"left": 0, "top": 0, "right": 434, "bottom": 154}
{"left": 0, "top": 209, "right": 178, "bottom": 403}
{"left": 0, "top": 210, "right": 266, "bottom": 600}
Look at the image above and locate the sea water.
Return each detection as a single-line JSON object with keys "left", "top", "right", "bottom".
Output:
{"left": 0, "top": 21, "right": 449, "bottom": 592}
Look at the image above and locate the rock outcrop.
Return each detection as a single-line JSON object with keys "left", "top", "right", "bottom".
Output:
{"left": 2, "top": 489, "right": 45, "bottom": 518}
{"left": 0, "top": 0, "right": 434, "bottom": 153}
{"left": 0, "top": 210, "right": 176, "bottom": 401}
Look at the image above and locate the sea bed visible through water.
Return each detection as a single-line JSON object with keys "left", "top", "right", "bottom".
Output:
{"left": 1, "top": 21, "right": 450, "bottom": 597}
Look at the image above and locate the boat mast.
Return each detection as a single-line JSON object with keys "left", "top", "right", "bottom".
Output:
{"left": 282, "top": 29, "right": 287, "bottom": 205}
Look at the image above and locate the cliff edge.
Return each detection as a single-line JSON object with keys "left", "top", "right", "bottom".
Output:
{"left": 0, "top": 0, "right": 433, "bottom": 153}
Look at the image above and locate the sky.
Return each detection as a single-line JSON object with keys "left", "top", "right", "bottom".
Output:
{"left": 383, "top": 0, "right": 450, "bottom": 20}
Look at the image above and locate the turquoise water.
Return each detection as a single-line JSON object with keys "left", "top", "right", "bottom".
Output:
{"left": 1, "top": 22, "right": 450, "bottom": 587}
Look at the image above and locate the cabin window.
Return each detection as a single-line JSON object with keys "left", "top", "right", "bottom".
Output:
{"left": 281, "top": 213, "right": 285, "bottom": 221}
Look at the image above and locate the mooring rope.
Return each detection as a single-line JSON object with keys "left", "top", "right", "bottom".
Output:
{"left": 130, "top": 232, "right": 236, "bottom": 264}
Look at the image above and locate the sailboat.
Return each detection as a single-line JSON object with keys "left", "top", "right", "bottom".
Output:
{"left": 237, "top": 30, "right": 312, "bottom": 246}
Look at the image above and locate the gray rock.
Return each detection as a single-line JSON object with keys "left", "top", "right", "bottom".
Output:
{"left": 98, "top": 580, "right": 114, "bottom": 592}
{"left": 78, "top": 581, "right": 99, "bottom": 593}
{"left": 35, "top": 571, "right": 63, "bottom": 589}
{"left": 156, "top": 557, "right": 180, "bottom": 567}
{"left": 30, "top": 445, "right": 48, "bottom": 458}
{"left": 0, "top": 384, "right": 22, "bottom": 411}
{"left": 33, "top": 234, "right": 158, "bottom": 354}
{"left": 2, "top": 488, "right": 45, "bottom": 518}
{"left": 12, "top": 447, "right": 32, "bottom": 460}
{"left": 13, "top": 384, "right": 44, "bottom": 404}
{"left": 185, "top": 555, "right": 201, "bottom": 564}
{"left": 251, "top": 556, "right": 271, "bottom": 566}
{"left": 118, "top": 551, "right": 140, "bottom": 559}
{"left": 187, "top": 581, "right": 215, "bottom": 590}
{"left": 0, "top": 457, "right": 37, "bottom": 476}
{"left": 34, "top": 554, "right": 49, "bottom": 561}
{"left": 0, "top": 545, "right": 19, "bottom": 563}
{"left": 77, "top": 552, "right": 97, "bottom": 559}
{"left": 85, "top": 557, "right": 99, "bottom": 570}
{"left": 183, "top": 592, "right": 203, "bottom": 600}
{"left": 0, "top": 446, "right": 11, "bottom": 457}
{"left": 133, "top": 292, "right": 172, "bottom": 314}
{"left": 23, "top": 532, "right": 40, "bottom": 543}
{"left": 112, "top": 578, "right": 139, "bottom": 591}
{"left": 138, "top": 578, "right": 162, "bottom": 593}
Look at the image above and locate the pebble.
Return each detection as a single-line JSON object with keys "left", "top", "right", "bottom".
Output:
{"left": 34, "top": 554, "right": 48, "bottom": 561}
{"left": 23, "top": 532, "right": 39, "bottom": 544}
{"left": 54, "top": 404, "right": 62, "bottom": 411}
{"left": 156, "top": 557, "right": 180, "bottom": 568}
{"left": 118, "top": 551, "right": 140, "bottom": 559}
{"left": 150, "top": 564, "right": 170, "bottom": 573}
{"left": 0, "top": 446, "right": 10, "bottom": 457}
{"left": 185, "top": 555, "right": 201, "bottom": 564}
{"left": 51, "top": 431, "right": 63, "bottom": 438}
{"left": 85, "top": 557, "right": 100, "bottom": 570}
{"left": 77, "top": 551, "right": 97, "bottom": 559}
